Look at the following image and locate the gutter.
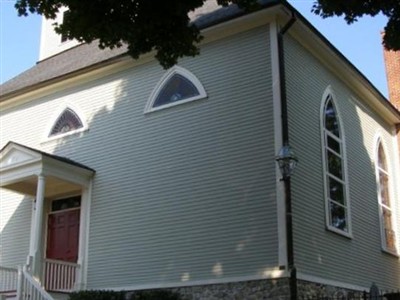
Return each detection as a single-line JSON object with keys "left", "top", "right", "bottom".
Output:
{"left": 278, "top": 12, "right": 297, "bottom": 300}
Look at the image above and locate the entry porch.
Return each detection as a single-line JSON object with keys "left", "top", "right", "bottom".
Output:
{"left": 0, "top": 142, "right": 94, "bottom": 299}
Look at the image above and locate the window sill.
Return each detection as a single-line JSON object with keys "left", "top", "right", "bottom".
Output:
{"left": 326, "top": 225, "right": 353, "bottom": 239}
{"left": 382, "top": 248, "right": 399, "bottom": 258}
{"left": 41, "top": 127, "right": 88, "bottom": 144}
{"left": 144, "top": 95, "right": 207, "bottom": 114}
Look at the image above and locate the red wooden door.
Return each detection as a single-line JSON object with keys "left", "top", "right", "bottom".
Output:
{"left": 46, "top": 209, "right": 80, "bottom": 262}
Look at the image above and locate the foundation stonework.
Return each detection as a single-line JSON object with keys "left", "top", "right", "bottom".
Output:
{"left": 174, "top": 279, "right": 290, "bottom": 300}
{"left": 127, "top": 278, "right": 369, "bottom": 299}
{"left": 297, "top": 280, "right": 365, "bottom": 299}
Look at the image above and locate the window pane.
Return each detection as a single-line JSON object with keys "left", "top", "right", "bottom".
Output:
{"left": 325, "top": 100, "right": 340, "bottom": 137}
{"left": 327, "top": 150, "right": 343, "bottom": 179}
{"left": 329, "top": 177, "right": 345, "bottom": 204}
{"left": 329, "top": 201, "right": 347, "bottom": 232}
{"left": 327, "top": 135, "right": 340, "bottom": 154}
{"left": 154, "top": 74, "right": 200, "bottom": 107}
{"left": 50, "top": 108, "right": 83, "bottom": 137}
{"left": 379, "top": 171, "right": 391, "bottom": 207}
{"left": 383, "top": 208, "right": 396, "bottom": 251}
{"left": 378, "top": 144, "right": 387, "bottom": 170}
{"left": 52, "top": 196, "right": 81, "bottom": 212}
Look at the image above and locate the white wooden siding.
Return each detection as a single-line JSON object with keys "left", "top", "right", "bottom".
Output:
{"left": 0, "top": 25, "right": 279, "bottom": 289}
{"left": 285, "top": 34, "right": 400, "bottom": 290}
{"left": 0, "top": 190, "right": 32, "bottom": 268}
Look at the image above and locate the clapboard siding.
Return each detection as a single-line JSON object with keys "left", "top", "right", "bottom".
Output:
{"left": 0, "top": 191, "right": 32, "bottom": 268}
{"left": 85, "top": 25, "right": 276, "bottom": 288}
{"left": 0, "top": 25, "right": 278, "bottom": 288}
{"left": 285, "top": 35, "right": 400, "bottom": 289}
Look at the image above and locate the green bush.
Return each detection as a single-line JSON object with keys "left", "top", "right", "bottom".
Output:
{"left": 130, "top": 290, "right": 183, "bottom": 300}
{"left": 69, "top": 290, "right": 125, "bottom": 300}
{"left": 68, "top": 289, "right": 184, "bottom": 300}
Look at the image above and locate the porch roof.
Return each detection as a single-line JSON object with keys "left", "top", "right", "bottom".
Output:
{"left": 0, "top": 141, "right": 95, "bottom": 197}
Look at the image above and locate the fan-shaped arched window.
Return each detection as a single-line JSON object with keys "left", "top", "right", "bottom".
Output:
{"left": 49, "top": 107, "right": 84, "bottom": 137}
{"left": 321, "top": 93, "right": 351, "bottom": 236}
{"left": 145, "top": 66, "right": 207, "bottom": 112}
{"left": 376, "top": 141, "right": 397, "bottom": 253}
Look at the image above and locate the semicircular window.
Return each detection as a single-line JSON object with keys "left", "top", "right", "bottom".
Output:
{"left": 146, "top": 66, "right": 207, "bottom": 112}
{"left": 49, "top": 108, "right": 83, "bottom": 137}
{"left": 154, "top": 74, "right": 200, "bottom": 107}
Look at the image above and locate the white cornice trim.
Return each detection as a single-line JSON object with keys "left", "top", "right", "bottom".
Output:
{"left": 270, "top": 19, "right": 287, "bottom": 268}
{"left": 100, "top": 269, "right": 288, "bottom": 292}
{"left": 297, "top": 272, "right": 369, "bottom": 292}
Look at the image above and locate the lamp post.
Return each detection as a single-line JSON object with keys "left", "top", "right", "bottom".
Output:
{"left": 276, "top": 144, "right": 298, "bottom": 181}
{"left": 276, "top": 143, "right": 298, "bottom": 300}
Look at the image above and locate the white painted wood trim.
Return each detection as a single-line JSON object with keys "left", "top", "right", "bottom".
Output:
{"left": 81, "top": 181, "right": 93, "bottom": 290}
{"left": 373, "top": 132, "right": 399, "bottom": 255}
{"left": 392, "top": 128, "right": 400, "bottom": 254}
{"left": 320, "top": 86, "right": 353, "bottom": 239}
{"left": 144, "top": 66, "right": 207, "bottom": 113}
{"left": 270, "top": 20, "right": 287, "bottom": 268}
{"left": 101, "top": 270, "right": 288, "bottom": 292}
{"left": 297, "top": 272, "right": 369, "bottom": 292}
{"left": 42, "top": 102, "right": 88, "bottom": 143}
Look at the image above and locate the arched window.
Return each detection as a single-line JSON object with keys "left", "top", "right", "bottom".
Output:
{"left": 145, "top": 66, "right": 207, "bottom": 112}
{"left": 49, "top": 107, "right": 84, "bottom": 137}
{"left": 321, "top": 92, "right": 351, "bottom": 236}
{"left": 376, "top": 141, "right": 397, "bottom": 253}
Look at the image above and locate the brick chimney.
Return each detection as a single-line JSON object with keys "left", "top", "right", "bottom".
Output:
{"left": 383, "top": 47, "right": 400, "bottom": 110}
{"left": 382, "top": 39, "right": 400, "bottom": 154}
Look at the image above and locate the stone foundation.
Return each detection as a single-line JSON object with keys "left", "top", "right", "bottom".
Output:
{"left": 127, "top": 278, "right": 369, "bottom": 300}
{"left": 297, "top": 280, "right": 365, "bottom": 299}
{"left": 174, "top": 278, "right": 290, "bottom": 300}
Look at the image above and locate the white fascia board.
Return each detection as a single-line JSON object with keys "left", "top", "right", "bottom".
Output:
{"left": 42, "top": 156, "right": 94, "bottom": 187}
{"left": 0, "top": 163, "right": 41, "bottom": 187}
{"left": 282, "top": 13, "right": 400, "bottom": 124}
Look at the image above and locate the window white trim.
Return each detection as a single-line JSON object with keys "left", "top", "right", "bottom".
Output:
{"left": 144, "top": 66, "right": 207, "bottom": 113}
{"left": 373, "top": 134, "right": 398, "bottom": 255}
{"left": 43, "top": 102, "right": 88, "bottom": 142}
{"left": 320, "top": 86, "right": 352, "bottom": 238}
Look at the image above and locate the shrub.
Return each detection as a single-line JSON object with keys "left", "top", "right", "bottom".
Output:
{"left": 68, "top": 290, "right": 125, "bottom": 300}
{"left": 68, "top": 289, "right": 184, "bottom": 300}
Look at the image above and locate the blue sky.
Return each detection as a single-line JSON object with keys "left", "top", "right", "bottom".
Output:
{"left": 0, "top": 0, "right": 389, "bottom": 97}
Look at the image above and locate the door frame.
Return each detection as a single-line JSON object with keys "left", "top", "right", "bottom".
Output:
{"left": 43, "top": 182, "right": 92, "bottom": 290}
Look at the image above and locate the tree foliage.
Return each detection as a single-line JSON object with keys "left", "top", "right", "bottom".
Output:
{"left": 15, "top": 0, "right": 258, "bottom": 68}
{"left": 312, "top": 0, "right": 400, "bottom": 51}
{"left": 14, "top": 0, "right": 399, "bottom": 68}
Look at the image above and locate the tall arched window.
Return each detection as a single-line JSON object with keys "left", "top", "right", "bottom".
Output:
{"left": 321, "top": 93, "right": 351, "bottom": 236}
{"left": 376, "top": 141, "right": 397, "bottom": 253}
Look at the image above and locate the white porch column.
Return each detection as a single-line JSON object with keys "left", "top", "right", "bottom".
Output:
{"left": 31, "top": 174, "right": 46, "bottom": 280}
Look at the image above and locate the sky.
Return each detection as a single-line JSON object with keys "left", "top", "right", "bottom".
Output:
{"left": 0, "top": 0, "right": 390, "bottom": 97}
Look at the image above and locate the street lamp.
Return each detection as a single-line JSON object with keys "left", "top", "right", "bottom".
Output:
{"left": 275, "top": 143, "right": 298, "bottom": 300}
{"left": 276, "top": 144, "right": 298, "bottom": 180}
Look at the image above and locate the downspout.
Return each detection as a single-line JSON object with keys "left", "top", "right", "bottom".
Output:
{"left": 278, "top": 13, "right": 297, "bottom": 300}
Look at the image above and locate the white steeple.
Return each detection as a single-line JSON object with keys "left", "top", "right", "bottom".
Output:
{"left": 39, "top": 7, "right": 80, "bottom": 61}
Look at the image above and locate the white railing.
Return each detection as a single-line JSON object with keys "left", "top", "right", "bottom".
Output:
{"left": 0, "top": 266, "right": 18, "bottom": 293}
{"left": 43, "top": 259, "right": 79, "bottom": 292}
{"left": 17, "top": 265, "right": 53, "bottom": 300}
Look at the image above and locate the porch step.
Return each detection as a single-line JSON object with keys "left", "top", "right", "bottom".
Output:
{"left": 49, "top": 291, "right": 71, "bottom": 300}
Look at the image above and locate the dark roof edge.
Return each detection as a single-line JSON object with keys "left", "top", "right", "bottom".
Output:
{"left": 279, "top": 1, "right": 400, "bottom": 121}
{"left": 1, "top": 53, "right": 130, "bottom": 102}
{"left": 1, "top": 141, "right": 95, "bottom": 172}
{"left": 0, "top": 0, "right": 281, "bottom": 102}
